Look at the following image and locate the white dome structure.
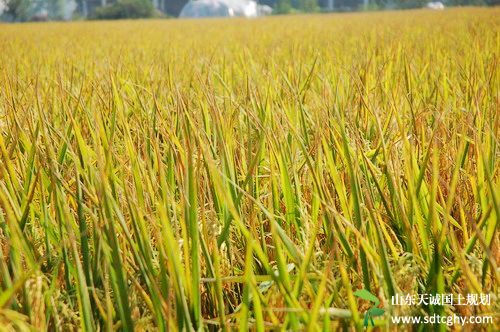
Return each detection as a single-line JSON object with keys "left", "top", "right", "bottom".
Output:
{"left": 425, "top": 2, "right": 445, "bottom": 9}
{"left": 179, "top": 0, "right": 259, "bottom": 18}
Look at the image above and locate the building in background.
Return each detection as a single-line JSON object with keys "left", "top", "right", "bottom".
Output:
{"left": 179, "top": 0, "right": 272, "bottom": 18}
{"left": 175, "top": 0, "right": 370, "bottom": 16}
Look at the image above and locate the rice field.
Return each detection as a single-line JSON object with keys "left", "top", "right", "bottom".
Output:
{"left": 0, "top": 8, "right": 498, "bottom": 330}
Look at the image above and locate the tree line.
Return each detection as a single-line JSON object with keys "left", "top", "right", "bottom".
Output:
{"left": 0, "top": 0, "right": 498, "bottom": 22}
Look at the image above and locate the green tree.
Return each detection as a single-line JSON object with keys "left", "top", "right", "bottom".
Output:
{"left": 396, "top": 0, "right": 427, "bottom": 8}
{"left": 93, "top": 0, "right": 155, "bottom": 19}
{"left": 47, "top": 0, "right": 64, "bottom": 19}
{"left": 298, "top": 0, "right": 319, "bottom": 11}
{"left": 3, "top": 0, "right": 32, "bottom": 21}
{"left": 275, "top": 0, "right": 292, "bottom": 13}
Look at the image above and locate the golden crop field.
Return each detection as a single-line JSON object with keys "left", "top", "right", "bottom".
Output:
{"left": 0, "top": 8, "right": 498, "bottom": 330}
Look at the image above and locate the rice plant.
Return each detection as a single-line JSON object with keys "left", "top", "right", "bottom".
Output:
{"left": 0, "top": 8, "right": 498, "bottom": 330}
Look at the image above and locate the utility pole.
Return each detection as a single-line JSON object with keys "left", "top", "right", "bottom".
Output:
{"left": 82, "top": 0, "right": 88, "bottom": 17}
{"left": 327, "top": 0, "right": 334, "bottom": 10}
